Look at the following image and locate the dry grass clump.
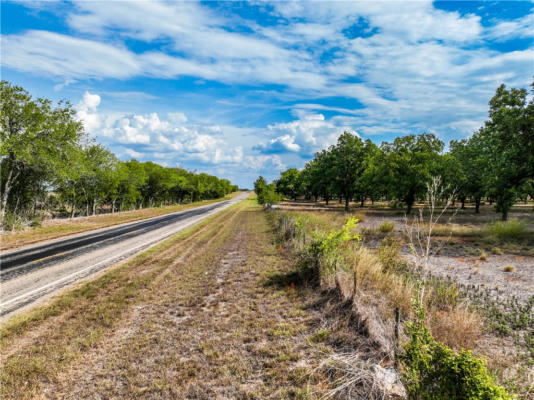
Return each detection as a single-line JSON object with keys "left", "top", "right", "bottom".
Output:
{"left": 429, "top": 305, "right": 482, "bottom": 350}
{"left": 345, "top": 246, "right": 413, "bottom": 317}
{"left": 313, "top": 351, "right": 405, "bottom": 400}
{"left": 492, "top": 247, "right": 504, "bottom": 255}
{"left": 502, "top": 265, "right": 516, "bottom": 272}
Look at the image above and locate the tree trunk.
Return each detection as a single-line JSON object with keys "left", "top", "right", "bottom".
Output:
{"left": 70, "top": 193, "right": 76, "bottom": 219}
{"left": 345, "top": 194, "right": 350, "bottom": 212}
{"left": 502, "top": 208, "right": 508, "bottom": 221}
{"left": 0, "top": 167, "right": 16, "bottom": 223}
{"left": 112, "top": 199, "right": 116, "bottom": 214}
{"left": 92, "top": 199, "right": 97, "bottom": 216}
{"left": 475, "top": 197, "right": 481, "bottom": 214}
{"left": 360, "top": 196, "right": 365, "bottom": 207}
{"left": 461, "top": 197, "right": 466, "bottom": 210}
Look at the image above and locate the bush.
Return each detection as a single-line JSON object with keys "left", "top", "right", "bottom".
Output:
{"left": 487, "top": 220, "right": 528, "bottom": 240}
{"left": 378, "top": 237, "right": 404, "bottom": 272}
{"left": 401, "top": 302, "right": 513, "bottom": 400}
{"left": 2, "top": 212, "right": 25, "bottom": 231}
{"left": 379, "top": 221, "right": 395, "bottom": 233}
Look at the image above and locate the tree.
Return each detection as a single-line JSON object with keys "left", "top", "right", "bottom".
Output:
{"left": 0, "top": 81, "right": 85, "bottom": 223}
{"left": 449, "top": 138, "right": 486, "bottom": 213}
{"left": 380, "top": 133, "right": 443, "bottom": 214}
{"left": 276, "top": 168, "right": 301, "bottom": 201}
{"left": 332, "top": 132, "right": 366, "bottom": 211}
{"left": 477, "top": 82, "right": 534, "bottom": 220}
{"left": 254, "top": 176, "right": 281, "bottom": 205}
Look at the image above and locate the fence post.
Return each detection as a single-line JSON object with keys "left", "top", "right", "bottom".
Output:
{"left": 352, "top": 269, "right": 358, "bottom": 299}
{"left": 394, "top": 307, "right": 400, "bottom": 369}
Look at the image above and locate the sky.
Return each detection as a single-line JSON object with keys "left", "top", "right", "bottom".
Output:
{"left": 1, "top": 1, "right": 533, "bottom": 188}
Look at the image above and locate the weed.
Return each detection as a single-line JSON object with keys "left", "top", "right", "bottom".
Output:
{"left": 479, "top": 251, "right": 488, "bottom": 261}
{"left": 401, "top": 301, "right": 513, "bottom": 399}
{"left": 488, "top": 220, "right": 528, "bottom": 241}
{"left": 379, "top": 220, "right": 395, "bottom": 233}
{"left": 378, "top": 237, "right": 404, "bottom": 272}
{"left": 503, "top": 265, "right": 516, "bottom": 272}
{"left": 309, "top": 329, "right": 331, "bottom": 343}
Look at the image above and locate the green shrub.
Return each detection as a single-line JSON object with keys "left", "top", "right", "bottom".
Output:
{"left": 378, "top": 237, "right": 404, "bottom": 272}
{"left": 379, "top": 220, "right": 395, "bottom": 233}
{"left": 30, "top": 215, "right": 42, "bottom": 228}
{"left": 487, "top": 220, "right": 528, "bottom": 240}
{"left": 401, "top": 302, "right": 514, "bottom": 400}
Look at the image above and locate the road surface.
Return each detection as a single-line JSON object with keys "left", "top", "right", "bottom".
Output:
{"left": 0, "top": 193, "right": 248, "bottom": 319}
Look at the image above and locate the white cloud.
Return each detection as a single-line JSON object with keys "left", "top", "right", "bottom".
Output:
{"left": 265, "top": 112, "right": 358, "bottom": 156}
{"left": 485, "top": 13, "right": 534, "bottom": 42}
{"left": 1, "top": 30, "right": 141, "bottom": 79}
{"left": 124, "top": 148, "right": 143, "bottom": 159}
{"left": 75, "top": 92, "right": 243, "bottom": 166}
{"left": 76, "top": 92, "right": 101, "bottom": 133}
{"left": 244, "top": 155, "right": 285, "bottom": 171}
{"left": 253, "top": 134, "right": 301, "bottom": 154}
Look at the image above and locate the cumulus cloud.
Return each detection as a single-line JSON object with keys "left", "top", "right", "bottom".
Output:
{"left": 76, "top": 92, "right": 101, "bottom": 133}
{"left": 244, "top": 155, "right": 285, "bottom": 171}
{"left": 75, "top": 93, "right": 243, "bottom": 166}
{"left": 253, "top": 135, "right": 301, "bottom": 154}
{"left": 264, "top": 112, "right": 358, "bottom": 156}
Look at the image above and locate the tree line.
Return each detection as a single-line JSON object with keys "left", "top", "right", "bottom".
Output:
{"left": 0, "top": 81, "right": 238, "bottom": 228}
{"left": 256, "top": 81, "right": 533, "bottom": 220}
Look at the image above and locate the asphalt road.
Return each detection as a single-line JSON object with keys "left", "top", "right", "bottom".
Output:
{"left": 0, "top": 193, "right": 248, "bottom": 319}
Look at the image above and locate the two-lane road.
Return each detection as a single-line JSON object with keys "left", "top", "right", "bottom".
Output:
{"left": 0, "top": 193, "right": 248, "bottom": 318}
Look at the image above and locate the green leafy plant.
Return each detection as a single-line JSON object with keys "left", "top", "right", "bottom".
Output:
{"left": 379, "top": 221, "right": 395, "bottom": 233}
{"left": 311, "top": 216, "right": 361, "bottom": 274}
{"left": 401, "top": 300, "right": 514, "bottom": 400}
{"left": 487, "top": 220, "right": 528, "bottom": 241}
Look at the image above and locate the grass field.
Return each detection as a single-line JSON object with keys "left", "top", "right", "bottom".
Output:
{"left": 0, "top": 192, "right": 241, "bottom": 252}
{"left": 0, "top": 197, "right": 349, "bottom": 399}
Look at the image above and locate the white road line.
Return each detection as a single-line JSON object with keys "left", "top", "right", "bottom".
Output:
{"left": 0, "top": 199, "right": 239, "bottom": 309}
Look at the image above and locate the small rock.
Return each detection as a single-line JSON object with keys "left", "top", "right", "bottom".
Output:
{"left": 372, "top": 365, "right": 406, "bottom": 398}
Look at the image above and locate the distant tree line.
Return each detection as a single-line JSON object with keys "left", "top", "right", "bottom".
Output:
{"left": 0, "top": 81, "right": 238, "bottom": 228}
{"left": 261, "top": 81, "right": 534, "bottom": 220}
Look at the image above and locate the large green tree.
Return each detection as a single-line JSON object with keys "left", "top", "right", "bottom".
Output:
{"left": 276, "top": 168, "right": 301, "bottom": 201}
{"left": 380, "top": 133, "right": 443, "bottom": 214}
{"left": 0, "top": 81, "right": 85, "bottom": 222}
{"left": 332, "top": 132, "right": 366, "bottom": 211}
{"left": 476, "top": 82, "right": 534, "bottom": 220}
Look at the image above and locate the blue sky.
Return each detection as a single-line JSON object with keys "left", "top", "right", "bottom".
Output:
{"left": 1, "top": 1, "right": 533, "bottom": 188}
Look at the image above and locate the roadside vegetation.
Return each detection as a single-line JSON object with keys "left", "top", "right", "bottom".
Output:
{"left": 0, "top": 81, "right": 238, "bottom": 232}
{"left": 250, "top": 81, "right": 533, "bottom": 398}
{"left": 1, "top": 198, "right": 359, "bottom": 399}
{"left": 265, "top": 205, "right": 531, "bottom": 398}
{"left": 0, "top": 192, "right": 240, "bottom": 251}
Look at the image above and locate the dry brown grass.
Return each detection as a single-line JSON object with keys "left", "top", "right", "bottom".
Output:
{"left": 429, "top": 305, "right": 482, "bottom": 350}
{"left": 503, "top": 264, "right": 516, "bottom": 272}
{"left": 0, "top": 197, "right": 346, "bottom": 399}
{"left": 0, "top": 193, "right": 240, "bottom": 251}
